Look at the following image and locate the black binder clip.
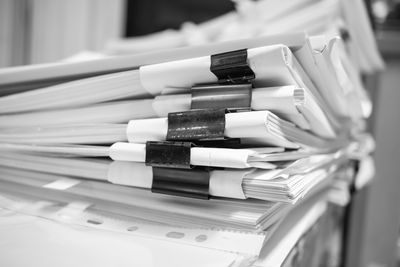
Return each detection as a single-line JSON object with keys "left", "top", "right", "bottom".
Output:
{"left": 210, "top": 49, "right": 255, "bottom": 84}
{"left": 151, "top": 167, "right": 210, "bottom": 199}
{"left": 191, "top": 83, "right": 252, "bottom": 111}
{"left": 166, "top": 108, "right": 226, "bottom": 141}
{"left": 145, "top": 141, "right": 192, "bottom": 169}
{"left": 193, "top": 138, "right": 242, "bottom": 148}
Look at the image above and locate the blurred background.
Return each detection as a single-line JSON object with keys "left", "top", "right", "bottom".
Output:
{"left": 0, "top": 0, "right": 400, "bottom": 266}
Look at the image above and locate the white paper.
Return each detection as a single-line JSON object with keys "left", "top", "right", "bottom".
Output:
{"left": 209, "top": 169, "right": 248, "bottom": 199}
{"left": 192, "top": 147, "right": 257, "bottom": 169}
{"left": 127, "top": 118, "right": 168, "bottom": 143}
{"left": 225, "top": 111, "right": 299, "bottom": 148}
{"left": 139, "top": 56, "right": 216, "bottom": 95}
{"left": 251, "top": 86, "right": 310, "bottom": 130}
{"left": 0, "top": 70, "right": 147, "bottom": 114}
{"left": 152, "top": 94, "right": 191, "bottom": 117}
{"left": 109, "top": 142, "right": 146, "bottom": 162}
{"left": 107, "top": 161, "right": 153, "bottom": 189}
{"left": 354, "top": 156, "right": 375, "bottom": 190}
{"left": 0, "top": 99, "right": 157, "bottom": 128}
{"left": 43, "top": 178, "right": 82, "bottom": 190}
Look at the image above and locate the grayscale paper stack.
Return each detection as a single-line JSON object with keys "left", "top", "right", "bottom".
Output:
{"left": 0, "top": 31, "right": 375, "bottom": 265}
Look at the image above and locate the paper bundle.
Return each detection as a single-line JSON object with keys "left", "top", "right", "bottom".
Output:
{"left": 0, "top": 3, "right": 377, "bottom": 265}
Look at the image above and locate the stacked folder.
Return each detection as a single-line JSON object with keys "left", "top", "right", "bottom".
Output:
{"left": 0, "top": 31, "right": 375, "bottom": 265}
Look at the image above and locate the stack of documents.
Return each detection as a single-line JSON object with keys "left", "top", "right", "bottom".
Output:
{"left": 0, "top": 30, "right": 375, "bottom": 265}
{"left": 0, "top": 34, "right": 368, "bottom": 202}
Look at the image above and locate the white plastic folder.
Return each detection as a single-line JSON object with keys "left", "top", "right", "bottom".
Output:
{"left": 0, "top": 209, "right": 249, "bottom": 267}
{"left": 0, "top": 177, "right": 332, "bottom": 267}
{"left": 0, "top": 178, "right": 267, "bottom": 255}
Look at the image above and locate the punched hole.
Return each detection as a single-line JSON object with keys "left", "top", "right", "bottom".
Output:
{"left": 127, "top": 226, "right": 138, "bottom": 232}
{"left": 195, "top": 234, "right": 208, "bottom": 242}
{"left": 86, "top": 218, "right": 103, "bottom": 225}
{"left": 166, "top": 231, "right": 185, "bottom": 239}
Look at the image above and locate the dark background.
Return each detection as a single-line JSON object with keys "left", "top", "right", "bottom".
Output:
{"left": 125, "top": 0, "right": 235, "bottom": 36}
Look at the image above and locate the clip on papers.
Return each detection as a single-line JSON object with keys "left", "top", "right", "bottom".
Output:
{"left": 145, "top": 141, "right": 192, "bottom": 169}
{"left": 191, "top": 83, "right": 252, "bottom": 111}
{"left": 152, "top": 167, "right": 210, "bottom": 199}
{"left": 167, "top": 109, "right": 226, "bottom": 141}
{"left": 210, "top": 49, "right": 255, "bottom": 84}
{"left": 193, "top": 138, "right": 242, "bottom": 148}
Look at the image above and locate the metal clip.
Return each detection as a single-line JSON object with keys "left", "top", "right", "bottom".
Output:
{"left": 167, "top": 109, "right": 226, "bottom": 141}
{"left": 210, "top": 49, "right": 255, "bottom": 84}
{"left": 193, "top": 138, "right": 242, "bottom": 148}
{"left": 145, "top": 141, "right": 192, "bottom": 169}
{"left": 152, "top": 167, "right": 210, "bottom": 199}
{"left": 191, "top": 83, "right": 252, "bottom": 111}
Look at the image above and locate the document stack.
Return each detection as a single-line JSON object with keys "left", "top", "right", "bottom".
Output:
{"left": 0, "top": 32, "right": 375, "bottom": 266}
{"left": 0, "top": 2, "right": 379, "bottom": 267}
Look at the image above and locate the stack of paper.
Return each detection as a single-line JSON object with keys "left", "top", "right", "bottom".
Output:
{"left": 0, "top": 29, "right": 375, "bottom": 267}
{"left": 0, "top": 34, "right": 368, "bottom": 201}
{"left": 0, "top": 166, "right": 356, "bottom": 266}
{"left": 0, "top": 32, "right": 371, "bottom": 200}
